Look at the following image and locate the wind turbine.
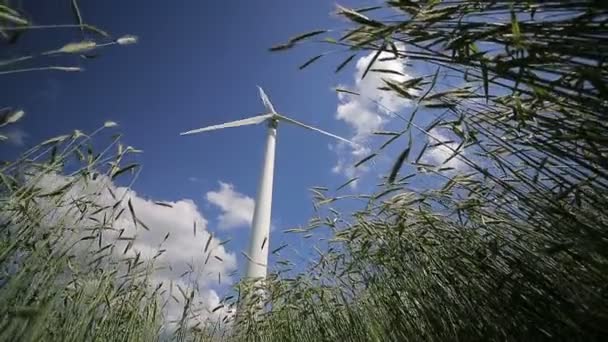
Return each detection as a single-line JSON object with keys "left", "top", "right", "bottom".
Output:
{"left": 180, "top": 87, "right": 354, "bottom": 281}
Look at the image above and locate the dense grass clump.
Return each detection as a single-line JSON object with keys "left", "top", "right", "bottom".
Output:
{"left": 0, "top": 126, "right": 233, "bottom": 341}
{"left": 237, "top": 1, "right": 608, "bottom": 341}
{"left": 0, "top": 125, "right": 164, "bottom": 341}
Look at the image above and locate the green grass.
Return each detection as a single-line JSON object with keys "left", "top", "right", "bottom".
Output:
{"left": 242, "top": 1, "right": 608, "bottom": 340}
{"left": 0, "top": 125, "right": 162, "bottom": 341}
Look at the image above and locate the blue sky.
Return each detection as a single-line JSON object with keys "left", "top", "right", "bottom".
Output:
{"left": 1, "top": 0, "right": 467, "bottom": 320}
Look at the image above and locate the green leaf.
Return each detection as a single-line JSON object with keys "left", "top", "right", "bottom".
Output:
{"left": 373, "top": 131, "right": 400, "bottom": 136}
{"left": 335, "top": 88, "right": 360, "bottom": 96}
{"left": 299, "top": 54, "right": 324, "bottom": 70}
{"left": 354, "top": 5, "right": 383, "bottom": 13}
{"left": 111, "top": 164, "right": 139, "bottom": 180}
{"left": 0, "top": 4, "right": 22, "bottom": 17}
{"left": 41, "top": 134, "right": 70, "bottom": 146}
{"left": 511, "top": 10, "right": 521, "bottom": 45}
{"left": 419, "top": 67, "right": 440, "bottom": 102}
{"left": 218, "top": 239, "right": 232, "bottom": 246}
{"left": 269, "top": 42, "right": 295, "bottom": 52}
{"left": 337, "top": 5, "right": 384, "bottom": 28}
{"left": 374, "top": 186, "right": 402, "bottom": 200}
{"left": 204, "top": 233, "right": 213, "bottom": 253}
{"left": 379, "top": 133, "right": 402, "bottom": 150}
{"left": 0, "top": 11, "right": 28, "bottom": 25}
{"left": 272, "top": 244, "right": 289, "bottom": 254}
{"left": 104, "top": 121, "right": 118, "bottom": 128}
{"left": 56, "top": 41, "right": 97, "bottom": 54}
{"left": 124, "top": 146, "right": 143, "bottom": 153}
{"left": 336, "top": 177, "right": 359, "bottom": 191}
{"left": 38, "top": 181, "right": 74, "bottom": 198}
{"left": 289, "top": 30, "right": 327, "bottom": 43}
{"left": 12, "top": 306, "right": 39, "bottom": 318}
{"left": 0, "top": 109, "right": 25, "bottom": 127}
{"left": 5, "top": 109, "right": 24, "bottom": 125}
{"left": 354, "top": 153, "right": 377, "bottom": 168}
{"left": 384, "top": 80, "right": 415, "bottom": 99}
{"left": 370, "top": 68, "right": 404, "bottom": 76}
{"left": 481, "top": 61, "right": 489, "bottom": 102}
{"left": 127, "top": 198, "right": 137, "bottom": 227}
{"left": 335, "top": 54, "right": 357, "bottom": 73}
{"left": 136, "top": 218, "right": 150, "bottom": 231}
{"left": 339, "top": 27, "right": 364, "bottom": 42}
{"left": 361, "top": 42, "right": 386, "bottom": 79}
{"left": 388, "top": 135, "right": 412, "bottom": 183}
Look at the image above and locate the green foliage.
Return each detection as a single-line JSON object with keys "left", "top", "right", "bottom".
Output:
{"left": 0, "top": 125, "right": 232, "bottom": 341}
{"left": 0, "top": 125, "right": 163, "bottom": 342}
{"left": 248, "top": 1, "right": 608, "bottom": 340}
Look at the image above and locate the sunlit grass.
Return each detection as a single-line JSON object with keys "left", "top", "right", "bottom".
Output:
{"left": 244, "top": 1, "right": 608, "bottom": 340}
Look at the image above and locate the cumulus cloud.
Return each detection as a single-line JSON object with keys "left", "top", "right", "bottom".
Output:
{"left": 332, "top": 44, "right": 414, "bottom": 185}
{"left": 31, "top": 172, "right": 237, "bottom": 324}
{"left": 206, "top": 182, "right": 254, "bottom": 230}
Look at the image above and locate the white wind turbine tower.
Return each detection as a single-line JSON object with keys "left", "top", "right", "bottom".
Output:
{"left": 180, "top": 87, "right": 355, "bottom": 281}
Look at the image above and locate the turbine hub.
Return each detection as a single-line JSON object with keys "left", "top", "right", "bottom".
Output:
{"left": 268, "top": 118, "right": 279, "bottom": 128}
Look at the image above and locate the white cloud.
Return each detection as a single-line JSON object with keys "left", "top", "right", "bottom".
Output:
{"left": 421, "top": 128, "right": 466, "bottom": 171}
{"left": 333, "top": 44, "right": 414, "bottom": 185}
{"left": 331, "top": 142, "right": 372, "bottom": 189}
{"left": 336, "top": 99, "right": 384, "bottom": 138}
{"left": 30, "top": 172, "right": 238, "bottom": 324}
{"left": 206, "top": 182, "right": 254, "bottom": 230}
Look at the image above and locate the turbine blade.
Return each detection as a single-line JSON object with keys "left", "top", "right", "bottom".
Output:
{"left": 277, "top": 114, "right": 357, "bottom": 146}
{"left": 257, "top": 86, "right": 277, "bottom": 114}
{"left": 180, "top": 114, "right": 272, "bottom": 136}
